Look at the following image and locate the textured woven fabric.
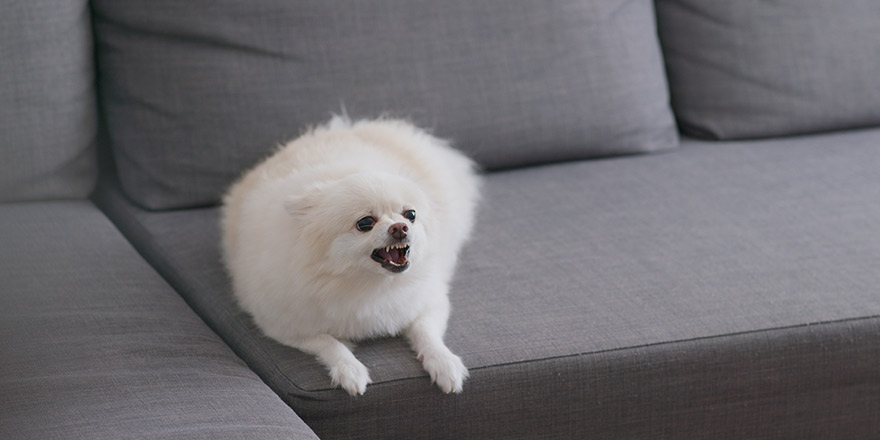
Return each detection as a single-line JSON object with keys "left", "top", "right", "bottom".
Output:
{"left": 0, "top": 202, "right": 319, "bottom": 440}
{"left": 0, "top": 0, "right": 97, "bottom": 202}
{"left": 656, "top": 0, "right": 880, "bottom": 140}
{"left": 96, "top": 128, "right": 880, "bottom": 438}
{"left": 92, "top": 0, "right": 677, "bottom": 209}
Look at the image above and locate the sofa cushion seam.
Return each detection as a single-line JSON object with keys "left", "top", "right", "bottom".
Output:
{"left": 467, "top": 314, "right": 880, "bottom": 373}
{"left": 328, "top": 314, "right": 880, "bottom": 391}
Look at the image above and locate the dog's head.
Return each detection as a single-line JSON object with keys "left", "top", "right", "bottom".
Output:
{"left": 284, "top": 172, "right": 431, "bottom": 277}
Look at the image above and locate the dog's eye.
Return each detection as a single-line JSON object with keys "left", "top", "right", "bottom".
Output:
{"left": 356, "top": 216, "right": 376, "bottom": 232}
{"left": 403, "top": 210, "right": 416, "bottom": 223}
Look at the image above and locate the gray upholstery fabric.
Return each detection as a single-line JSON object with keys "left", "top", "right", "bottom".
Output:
{"left": 0, "top": 201, "right": 319, "bottom": 440}
{"left": 0, "top": 0, "right": 97, "bottom": 202}
{"left": 92, "top": 0, "right": 678, "bottom": 210}
{"left": 95, "top": 128, "right": 880, "bottom": 438}
{"left": 656, "top": 0, "right": 880, "bottom": 140}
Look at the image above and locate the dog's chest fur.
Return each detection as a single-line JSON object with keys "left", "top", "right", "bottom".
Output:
{"left": 303, "top": 274, "right": 433, "bottom": 340}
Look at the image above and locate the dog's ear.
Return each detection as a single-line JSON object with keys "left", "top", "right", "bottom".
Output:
{"left": 283, "top": 184, "right": 324, "bottom": 217}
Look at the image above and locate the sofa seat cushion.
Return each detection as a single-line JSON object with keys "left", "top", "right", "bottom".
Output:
{"left": 95, "top": 128, "right": 880, "bottom": 439}
{"left": 0, "top": 201, "right": 318, "bottom": 440}
{"left": 92, "top": 0, "right": 677, "bottom": 210}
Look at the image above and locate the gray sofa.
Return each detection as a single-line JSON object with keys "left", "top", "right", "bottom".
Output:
{"left": 2, "top": 0, "right": 879, "bottom": 439}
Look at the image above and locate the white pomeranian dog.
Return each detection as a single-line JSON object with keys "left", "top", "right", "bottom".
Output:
{"left": 221, "top": 116, "right": 480, "bottom": 395}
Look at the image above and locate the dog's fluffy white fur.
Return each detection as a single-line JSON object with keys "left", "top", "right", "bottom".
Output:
{"left": 221, "top": 117, "right": 479, "bottom": 395}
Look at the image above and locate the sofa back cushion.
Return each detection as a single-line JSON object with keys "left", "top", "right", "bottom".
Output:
{"left": 92, "top": 0, "right": 678, "bottom": 210}
{"left": 656, "top": 0, "right": 880, "bottom": 140}
{"left": 0, "top": 0, "right": 97, "bottom": 202}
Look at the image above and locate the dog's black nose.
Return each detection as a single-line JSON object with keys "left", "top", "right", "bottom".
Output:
{"left": 389, "top": 222, "right": 408, "bottom": 240}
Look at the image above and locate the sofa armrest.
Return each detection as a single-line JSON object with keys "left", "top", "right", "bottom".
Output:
{"left": 0, "top": 201, "right": 319, "bottom": 440}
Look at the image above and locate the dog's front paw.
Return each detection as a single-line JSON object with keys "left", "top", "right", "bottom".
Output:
{"left": 329, "top": 359, "right": 372, "bottom": 396}
{"left": 419, "top": 349, "right": 469, "bottom": 394}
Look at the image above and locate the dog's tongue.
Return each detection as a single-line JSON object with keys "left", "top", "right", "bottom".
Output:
{"left": 377, "top": 247, "right": 405, "bottom": 265}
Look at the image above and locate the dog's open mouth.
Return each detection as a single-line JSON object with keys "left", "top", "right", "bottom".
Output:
{"left": 371, "top": 243, "right": 410, "bottom": 273}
